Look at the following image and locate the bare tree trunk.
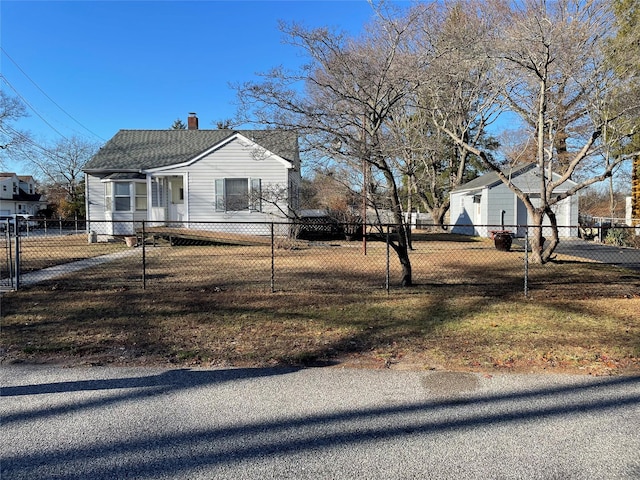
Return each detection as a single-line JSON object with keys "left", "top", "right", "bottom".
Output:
{"left": 528, "top": 210, "right": 545, "bottom": 264}
{"left": 430, "top": 206, "right": 449, "bottom": 230}
{"left": 390, "top": 241, "right": 413, "bottom": 287}
{"left": 527, "top": 208, "right": 560, "bottom": 264}
{"left": 608, "top": 175, "right": 616, "bottom": 220}
{"left": 406, "top": 179, "right": 413, "bottom": 250}
{"left": 380, "top": 164, "right": 413, "bottom": 286}
{"left": 544, "top": 209, "right": 560, "bottom": 261}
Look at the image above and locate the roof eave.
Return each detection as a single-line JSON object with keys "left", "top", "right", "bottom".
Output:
{"left": 84, "top": 168, "right": 143, "bottom": 174}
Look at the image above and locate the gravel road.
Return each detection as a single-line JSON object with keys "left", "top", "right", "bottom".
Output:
{"left": 1, "top": 366, "right": 639, "bottom": 479}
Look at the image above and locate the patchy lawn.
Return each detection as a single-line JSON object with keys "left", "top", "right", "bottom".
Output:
{"left": 1, "top": 233, "right": 639, "bottom": 375}
{"left": 2, "top": 285, "right": 639, "bottom": 376}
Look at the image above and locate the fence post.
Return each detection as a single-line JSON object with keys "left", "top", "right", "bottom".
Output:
{"left": 524, "top": 227, "right": 529, "bottom": 298}
{"left": 6, "top": 227, "right": 14, "bottom": 290}
{"left": 270, "top": 223, "right": 275, "bottom": 293}
{"left": 142, "top": 221, "right": 146, "bottom": 290}
{"left": 14, "top": 231, "right": 20, "bottom": 290}
{"left": 386, "top": 228, "right": 390, "bottom": 294}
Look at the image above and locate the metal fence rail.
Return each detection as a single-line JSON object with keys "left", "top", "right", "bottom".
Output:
{"left": 2, "top": 219, "right": 639, "bottom": 297}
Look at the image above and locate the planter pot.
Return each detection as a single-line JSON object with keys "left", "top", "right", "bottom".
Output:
{"left": 494, "top": 233, "right": 512, "bottom": 252}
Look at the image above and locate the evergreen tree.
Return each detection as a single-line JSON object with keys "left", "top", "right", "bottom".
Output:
{"left": 171, "top": 118, "right": 187, "bottom": 130}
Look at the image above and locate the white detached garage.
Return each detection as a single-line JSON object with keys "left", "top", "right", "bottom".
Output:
{"left": 450, "top": 163, "right": 578, "bottom": 238}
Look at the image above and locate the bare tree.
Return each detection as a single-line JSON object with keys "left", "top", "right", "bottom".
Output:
{"left": 605, "top": 0, "right": 640, "bottom": 223}
{"left": 235, "top": 6, "right": 430, "bottom": 286}
{"left": 436, "top": 0, "right": 640, "bottom": 263}
{"left": 0, "top": 90, "right": 30, "bottom": 167}
{"left": 214, "top": 119, "right": 234, "bottom": 129}
{"left": 392, "top": 1, "right": 500, "bottom": 229}
{"left": 27, "top": 135, "right": 99, "bottom": 216}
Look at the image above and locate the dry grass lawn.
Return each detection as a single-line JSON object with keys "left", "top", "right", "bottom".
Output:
{"left": 1, "top": 232, "right": 639, "bottom": 375}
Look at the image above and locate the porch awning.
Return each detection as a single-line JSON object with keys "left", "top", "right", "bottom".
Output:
{"left": 103, "top": 172, "right": 146, "bottom": 180}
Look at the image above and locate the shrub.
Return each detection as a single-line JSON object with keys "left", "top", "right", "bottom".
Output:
{"left": 604, "top": 228, "right": 634, "bottom": 247}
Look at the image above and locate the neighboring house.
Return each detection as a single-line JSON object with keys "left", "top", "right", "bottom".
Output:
{"left": 83, "top": 115, "right": 301, "bottom": 237}
{"left": 450, "top": 163, "right": 579, "bottom": 238}
{"left": 0, "top": 173, "right": 46, "bottom": 216}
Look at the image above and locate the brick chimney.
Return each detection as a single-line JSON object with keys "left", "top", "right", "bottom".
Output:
{"left": 188, "top": 112, "right": 199, "bottom": 130}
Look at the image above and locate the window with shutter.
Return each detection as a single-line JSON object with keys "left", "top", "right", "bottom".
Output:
{"left": 215, "top": 178, "right": 261, "bottom": 212}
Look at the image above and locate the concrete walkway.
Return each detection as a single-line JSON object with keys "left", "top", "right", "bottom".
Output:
{"left": 1, "top": 248, "right": 139, "bottom": 290}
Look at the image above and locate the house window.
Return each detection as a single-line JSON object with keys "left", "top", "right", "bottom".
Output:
{"left": 114, "top": 182, "right": 131, "bottom": 211}
{"left": 151, "top": 179, "right": 165, "bottom": 208}
{"left": 215, "top": 178, "right": 261, "bottom": 212}
{"left": 135, "top": 183, "right": 147, "bottom": 211}
{"left": 105, "top": 181, "right": 147, "bottom": 212}
{"left": 105, "top": 183, "right": 112, "bottom": 211}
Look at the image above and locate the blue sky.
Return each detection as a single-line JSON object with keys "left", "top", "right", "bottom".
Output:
{"left": 1, "top": 0, "right": 381, "bottom": 174}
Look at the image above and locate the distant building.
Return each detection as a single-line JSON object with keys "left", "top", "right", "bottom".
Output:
{"left": 450, "top": 163, "right": 579, "bottom": 238}
{"left": 0, "top": 173, "right": 46, "bottom": 216}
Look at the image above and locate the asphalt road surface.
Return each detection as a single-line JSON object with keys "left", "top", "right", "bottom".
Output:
{"left": 554, "top": 239, "right": 640, "bottom": 271}
{"left": 1, "top": 366, "right": 639, "bottom": 479}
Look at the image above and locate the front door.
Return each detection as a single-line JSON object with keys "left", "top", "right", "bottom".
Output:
{"left": 168, "top": 176, "right": 185, "bottom": 223}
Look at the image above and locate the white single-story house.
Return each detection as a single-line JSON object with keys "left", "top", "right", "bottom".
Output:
{"left": 83, "top": 115, "right": 301, "bottom": 238}
{"left": 0, "top": 173, "right": 46, "bottom": 216}
{"left": 450, "top": 163, "right": 579, "bottom": 238}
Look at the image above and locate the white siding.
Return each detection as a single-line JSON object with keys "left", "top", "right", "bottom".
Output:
{"left": 477, "top": 189, "right": 489, "bottom": 237}
{"left": 153, "top": 136, "right": 292, "bottom": 235}
{"left": 0, "top": 176, "right": 13, "bottom": 200}
{"left": 486, "top": 182, "right": 517, "bottom": 235}
{"left": 450, "top": 191, "right": 477, "bottom": 235}
{"left": 451, "top": 168, "right": 579, "bottom": 238}
{"left": 86, "top": 174, "right": 107, "bottom": 222}
{"left": 86, "top": 174, "right": 147, "bottom": 236}
{"left": 527, "top": 196, "right": 577, "bottom": 238}
{"left": 86, "top": 134, "right": 298, "bottom": 237}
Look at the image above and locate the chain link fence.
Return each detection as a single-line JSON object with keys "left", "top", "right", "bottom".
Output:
{"left": 2, "top": 218, "right": 639, "bottom": 297}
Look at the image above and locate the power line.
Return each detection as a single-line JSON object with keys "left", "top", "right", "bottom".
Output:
{"left": 1, "top": 124, "right": 66, "bottom": 161}
{"left": 1, "top": 74, "right": 70, "bottom": 141}
{"left": 1, "top": 49, "right": 168, "bottom": 172}
{"left": 1, "top": 104, "right": 141, "bottom": 174}
{"left": 1, "top": 47, "right": 106, "bottom": 142}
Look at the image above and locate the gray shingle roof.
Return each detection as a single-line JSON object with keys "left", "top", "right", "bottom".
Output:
{"left": 84, "top": 129, "right": 299, "bottom": 171}
{"left": 451, "top": 163, "right": 536, "bottom": 193}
